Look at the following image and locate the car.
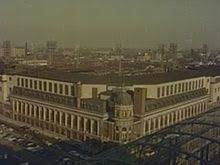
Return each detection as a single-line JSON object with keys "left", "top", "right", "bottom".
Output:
{"left": 45, "top": 141, "right": 53, "bottom": 146}
{"left": 144, "top": 148, "right": 155, "bottom": 157}
{"left": 80, "top": 155, "right": 90, "bottom": 160}
{"left": 8, "top": 128, "right": 14, "bottom": 132}
{"left": 69, "top": 150, "right": 80, "bottom": 157}
{"left": 17, "top": 138, "right": 25, "bottom": 143}
{"left": 8, "top": 137, "right": 17, "bottom": 142}
{"left": 26, "top": 142, "right": 36, "bottom": 147}
{"left": 26, "top": 145, "right": 42, "bottom": 152}
{"left": 53, "top": 144, "right": 62, "bottom": 150}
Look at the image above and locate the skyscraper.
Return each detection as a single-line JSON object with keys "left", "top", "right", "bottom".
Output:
{"left": 46, "top": 41, "right": 57, "bottom": 65}
{"left": 169, "top": 43, "right": 178, "bottom": 60}
{"left": 2, "top": 40, "right": 11, "bottom": 57}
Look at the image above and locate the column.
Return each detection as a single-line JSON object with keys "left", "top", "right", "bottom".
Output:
{"left": 162, "top": 115, "right": 166, "bottom": 128}
{"left": 90, "top": 120, "right": 94, "bottom": 134}
{"left": 54, "top": 111, "right": 57, "bottom": 124}
{"left": 77, "top": 116, "right": 80, "bottom": 131}
{"left": 175, "top": 111, "right": 178, "bottom": 122}
{"left": 59, "top": 112, "right": 62, "bottom": 126}
{"left": 148, "top": 119, "right": 151, "bottom": 134}
{"left": 21, "top": 102, "right": 24, "bottom": 115}
{"left": 143, "top": 120, "right": 146, "bottom": 135}
{"left": 71, "top": 115, "right": 74, "bottom": 129}
{"left": 97, "top": 121, "right": 100, "bottom": 135}
{"left": 171, "top": 113, "right": 174, "bottom": 125}
{"left": 43, "top": 108, "right": 47, "bottom": 121}
{"left": 12, "top": 100, "right": 16, "bottom": 111}
{"left": 83, "top": 118, "right": 87, "bottom": 132}
{"left": 183, "top": 108, "right": 186, "bottom": 120}
{"left": 34, "top": 105, "right": 37, "bottom": 118}
{"left": 158, "top": 117, "right": 161, "bottom": 130}
{"left": 49, "top": 109, "right": 52, "bottom": 122}
{"left": 65, "top": 113, "right": 68, "bottom": 127}
{"left": 24, "top": 103, "right": 28, "bottom": 116}
{"left": 16, "top": 101, "right": 19, "bottom": 113}
{"left": 166, "top": 113, "right": 171, "bottom": 126}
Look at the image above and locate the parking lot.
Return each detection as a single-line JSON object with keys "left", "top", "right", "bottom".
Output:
{"left": 0, "top": 122, "right": 93, "bottom": 165}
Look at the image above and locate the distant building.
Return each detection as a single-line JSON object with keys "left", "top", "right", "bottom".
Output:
{"left": 18, "top": 60, "right": 48, "bottom": 66}
{"left": 2, "top": 41, "right": 11, "bottom": 57}
{"left": 137, "top": 52, "right": 151, "bottom": 62}
{"left": 169, "top": 43, "right": 178, "bottom": 60}
{"left": 11, "top": 47, "right": 26, "bottom": 58}
{"left": 46, "top": 41, "right": 57, "bottom": 65}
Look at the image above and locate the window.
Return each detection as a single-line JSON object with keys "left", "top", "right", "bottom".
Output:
{"left": 174, "top": 84, "right": 177, "bottom": 94}
{"left": 25, "top": 79, "right": 28, "bottom": 88}
{"left": 166, "top": 86, "right": 169, "bottom": 96}
{"left": 157, "top": 87, "right": 160, "bottom": 98}
{"left": 39, "top": 81, "right": 42, "bottom": 90}
{"left": 71, "top": 86, "right": 75, "bottom": 96}
{"left": 201, "top": 79, "right": 204, "bottom": 87}
{"left": 49, "top": 82, "right": 52, "bottom": 92}
{"left": 44, "top": 82, "right": 47, "bottom": 91}
{"left": 178, "top": 83, "right": 181, "bottom": 93}
{"left": 199, "top": 80, "right": 201, "bottom": 88}
{"left": 181, "top": 83, "right": 184, "bottom": 92}
{"left": 189, "top": 81, "right": 191, "bottom": 90}
{"left": 65, "top": 85, "right": 69, "bottom": 95}
{"left": 170, "top": 85, "right": 173, "bottom": 95}
{"left": 21, "top": 78, "right": 24, "bottom": 87}
{"left": 34, "top": 80, "right": 37, "bottom": 89}
{"left": 185, "top": 82, "right": 188, "bottom": 91}
{"left": 192, "top": 81, "right": 195, "bottom": 89}
{"left": 162, "top": 86, "right": 165, "bottom": 96}
{"left": 195, "top": 80, "right": 198, "bottom": 89}
{"left": 30, "top": 79, "right": 33, "bottom": 88}
{"left": 17, "top": 78, "right": 20, "bottom": 86}
{"left": 54, "top": 83, "right": 57, "bottom": 93}
{"left": 59, "top": 84, "right": 63, "bottom": 94}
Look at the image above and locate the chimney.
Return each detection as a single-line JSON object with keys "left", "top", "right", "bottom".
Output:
{"left": 92, "top": 87, "right": 98, "bottom": 99}
{"left": 76, "top": 82, "right": 82, "bottom": 108}
{"left": 134, "top": 88, "right": 146, "bottom": 117}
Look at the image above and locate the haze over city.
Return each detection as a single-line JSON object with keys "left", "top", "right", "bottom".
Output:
{"left": 0, "top": 1, "right": 220, "bottom": 165}
{"left": 0, "top": 0, "right": 220, "bottom": 48}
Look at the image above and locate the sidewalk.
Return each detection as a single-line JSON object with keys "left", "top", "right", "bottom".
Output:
{"left": 0, "top": 114, "right": 68, "bottom": 140}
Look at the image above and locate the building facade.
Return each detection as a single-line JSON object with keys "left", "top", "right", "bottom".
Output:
{"left": 0, "top": 68, "right": 220, "bottom": 144}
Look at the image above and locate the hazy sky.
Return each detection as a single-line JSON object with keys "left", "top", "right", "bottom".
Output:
{"left": 0, "top": 0, "right": 220, "bottom": 48}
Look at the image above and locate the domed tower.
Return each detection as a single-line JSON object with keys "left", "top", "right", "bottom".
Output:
{"left": 112, "top": 88, "right": 134, "bottom": 143}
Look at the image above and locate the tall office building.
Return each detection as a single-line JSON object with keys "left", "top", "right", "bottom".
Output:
{"left": 2, "top": 40, "right": 11, "bottom": 57}
{"left": 201, "top": 44, "right": 209, "bottom": 57}
{"left": 115, "top": 44, "right": 122, "bottom": 74}
{"left": 169, "top": 43, "right": 178, "bottom": 60}
{"left": 46, "top": 41, "right": 57, "bottom": 65}
{"left": 25, "top": 42, "right": 28, "bottom": 57}
{"left": 158, "top": 44, "right": 167, "bottom": 72}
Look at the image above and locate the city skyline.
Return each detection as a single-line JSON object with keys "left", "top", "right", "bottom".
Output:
{"left": 0, "top": 0, "right": 220, "bottom": 48}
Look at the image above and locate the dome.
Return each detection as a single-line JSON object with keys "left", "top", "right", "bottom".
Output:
{"left": 112, "top": 89, "right": 133, "bottom": 105}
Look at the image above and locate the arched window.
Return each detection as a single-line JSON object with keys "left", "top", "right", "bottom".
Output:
{"left": 217, "top": 96, "right": 220, "bottom": 102}
{"left": 122, "top": 127, "right": 127, "bottom": 132}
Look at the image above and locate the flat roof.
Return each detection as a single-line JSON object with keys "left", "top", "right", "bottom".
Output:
{"left": 6, "top": 66, "right": 220, "bottom": 85}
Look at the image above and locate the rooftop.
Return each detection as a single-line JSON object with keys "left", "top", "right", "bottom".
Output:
{"left": 4, "top": 66, "right": 220, "bottom": 85}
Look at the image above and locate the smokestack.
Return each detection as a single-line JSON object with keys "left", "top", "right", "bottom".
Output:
{"left": 25, "top": 42, "right": 28, "bottom": 57}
